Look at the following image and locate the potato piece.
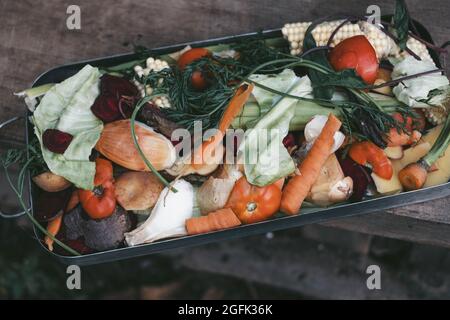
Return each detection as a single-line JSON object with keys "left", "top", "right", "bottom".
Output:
{"left": 306, "top": 154, "right": 353, "bottom": 206}
{"left": 197, "top": 165, "right": 243, "bottom": 215}
{"left": 32, "top": 171, "right": 71, "bottom": 192}
{"left": 384, "top": 146, "right": 403, "bottom": 160}
{"left": 114, "top": 171, "right": 164, "bottom": 211}
{"left": 371, "top": 167, "right": 402, "bottom": 195}
{"left": 421, "top": 125, "right": 450, "bottom": 187}
{"left": 396, "top": 142, "right": 431, "bottom": 169}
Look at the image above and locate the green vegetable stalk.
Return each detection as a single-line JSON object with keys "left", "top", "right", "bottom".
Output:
{"left": 421, "top": 114, "right": 450, "bottom": 168}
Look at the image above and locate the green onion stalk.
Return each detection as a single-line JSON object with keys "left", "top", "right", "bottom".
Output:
{"left": 421, "top": 114, "right": 450, "bottom": 168}
{"left": 129, "top": 94, "right": 178, "bottom": 193}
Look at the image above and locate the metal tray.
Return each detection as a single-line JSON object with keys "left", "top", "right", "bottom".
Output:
{"left": 6, "top": 24, "right": 450, "bottom": 265}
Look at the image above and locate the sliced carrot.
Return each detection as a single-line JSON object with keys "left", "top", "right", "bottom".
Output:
{"left": 386, "top": 128, "right": 421, "bottom": 147}
{"left": 191, "top": 84, "right": 253, "bottom": 170}
{"left": 274, "top": 177, "right": 285, "bottom": 190}
{"left": 280, "top": 113, "right": 342, "bottom": 215}
{"left": 186, "top": 208, "right": 241, "bottom": 235}
{"left": 398, "top": 162, "right": 428, "bottom": 190}
{"left": 44, "top": 213, "right": 63, "bottom": 252}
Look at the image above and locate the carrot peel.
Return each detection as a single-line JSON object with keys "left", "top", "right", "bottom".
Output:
{"left": 280, "top": 113, "right": 342, "bottom": 215}
{"left": 186, "top": 208, "right": 241, "bottom": 235}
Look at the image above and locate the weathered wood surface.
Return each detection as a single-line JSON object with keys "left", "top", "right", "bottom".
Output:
{"left": 1, "top": 0, "right": 449, "bottom": 245}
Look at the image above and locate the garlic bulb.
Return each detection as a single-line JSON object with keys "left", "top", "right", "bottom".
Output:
{"left": 304, "top": 115, "right": 345, "bottom": 153}
{"left": 125, "top": 179, "right": 195, "bottom": 246}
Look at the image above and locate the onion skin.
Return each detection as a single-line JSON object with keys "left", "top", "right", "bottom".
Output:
{"left": 95, "top": 120, "right": 176, "bottom": 171}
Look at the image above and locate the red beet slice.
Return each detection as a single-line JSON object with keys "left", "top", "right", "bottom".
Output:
{"left": 338, "top": 155, "right": 372, "bottom": 202}
{"left": 282, "top": 133, "right": 296, "bottom": 149}
{"left": 42, "top": 129, "right": 73, "bottom": 154}
{"left": 100, "top": 74, "right": 138, "bottom": 98}
{"left": 54, "top": 232, "right": 93, "bottom": 255}
{"left": 91, "top": 95, "right": 121, "bottom": 123}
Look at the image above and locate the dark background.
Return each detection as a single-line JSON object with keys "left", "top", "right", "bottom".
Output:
{"left": 1, "top": 0, "right": 450, "bottom": 299}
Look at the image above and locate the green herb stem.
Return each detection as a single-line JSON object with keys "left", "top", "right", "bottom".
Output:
{"left": 423, "top": 114, "right": 450, "bottom": 166}
{"left": 129, "top": 95, "right": 178, "bottom": 192}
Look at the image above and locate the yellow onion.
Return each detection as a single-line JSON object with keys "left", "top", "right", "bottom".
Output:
{"left": 95, "top": 120, "right": 176, "bottom": 171}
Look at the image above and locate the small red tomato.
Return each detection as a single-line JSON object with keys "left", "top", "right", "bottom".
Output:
{"left": 190, "top": 70, "right": 208, "bottom": 90}
{"left": 177, "top": 48, "right": 211, "bottom": 90}
{"left": 329, "top": 35, "right": 379, "bottom": 84}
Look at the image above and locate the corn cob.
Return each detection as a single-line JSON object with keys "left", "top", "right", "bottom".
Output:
{"left": 133, "top": 57, "right": 172, "bottom": 108}
{"left": 282, "top": 20, "right": 363, "bottom": 56}
{"left": 390, "top": 36, "right": 433, "bottom": 62}
{"left": 282, "top": 20, "right": 432, "bottom": 61}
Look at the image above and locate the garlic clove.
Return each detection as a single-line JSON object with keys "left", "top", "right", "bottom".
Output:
{"left": 124, "top": 180, "right": 194, "bottom": 246}
{"left": 304, "top": 115, "right": 345, "bottom": 153}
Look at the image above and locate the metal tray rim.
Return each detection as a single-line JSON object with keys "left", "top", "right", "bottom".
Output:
{"left": 26, "top": 25, "right": 450, "bottom": 265}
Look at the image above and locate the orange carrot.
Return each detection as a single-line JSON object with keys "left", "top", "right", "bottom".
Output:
{"left": 218, "top": 84, "right": 254, "bottom": 134}
{"left": 348, "top": 141, "right": 393, "bottom": 179}
{"left": 386, "top": 128, "right": 421, "bottom": 147}
{"left": 186, "top": 208, "right": 241, "bottom": 235}
{"left": 44, "top": 191, "right": 79, "bottom": 252}
{"left": 190, "top": 83, "right": 254, "bottom": 170}
{"left": 280, "top": 113, "right": 342, "bottom": 215}
{"left": 398, "top": 163, "right": 428, "bottom": 190}
{"left": 44, "top": 213, "right": 63, "bottom": 252}
{"left": 274, "top": 177, "right": 285, "bottom": 190}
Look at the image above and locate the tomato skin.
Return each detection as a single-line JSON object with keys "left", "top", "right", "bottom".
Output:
{"left": 177, "top": 48, "right": 211, "bottom": 70}
{"left": 177, "top": 48, "right": 211, "bottom": 90}
{"left": 225, "top": 177, "right": 282, "bottom": 224}
{"left": 329, "top": 35, "right": 379, "bottom": 84}
{"left": 190, "top": 70, "right": 208, "bottom": 90}
{"left": 78, "top": 158, "right": 116, "bottom": 219}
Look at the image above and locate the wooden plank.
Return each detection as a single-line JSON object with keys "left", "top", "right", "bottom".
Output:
{"left": 167, "top": 225, "right": 450, "bottom": 299}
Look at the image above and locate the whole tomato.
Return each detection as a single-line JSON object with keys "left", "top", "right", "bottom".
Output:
{"left": 328, "top": 35, "right": 379, "bottom": 84}
{"left": 78, "top": 158, "right": 116, "bottom": 219}
{"left": 225, "top": 177, "right": 282, "bottom": 224}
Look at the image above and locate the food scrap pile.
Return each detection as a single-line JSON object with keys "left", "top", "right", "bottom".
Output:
{"left": 3, "top": 0, "right": 450, "bottom": 256}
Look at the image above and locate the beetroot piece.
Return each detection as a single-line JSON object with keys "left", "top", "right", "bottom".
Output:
{"left": 91, "top": 95, "right": 121, "bottom": 123}
{"left": 338, "top": 155, "right": 372, "bottom": 202}
{"left": 34, "top": 187, "right": 73, "bottom": 222}
{"left": 100, "top": 74, "right": 138, "bottom": 98}
{"left": 63, "top": 204, "right": 132, "bottom": 251}
{"left": 42, "top": 129, "right": 73, "bottom": 154}
{"left": 92, "top": 75, "right": 139, "bottom": 123}
{"left": 282, "top": 133, "right": 296, "bottom": 149}
{"left": 54, "top": 231, "right": 94, "bottom": 256}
